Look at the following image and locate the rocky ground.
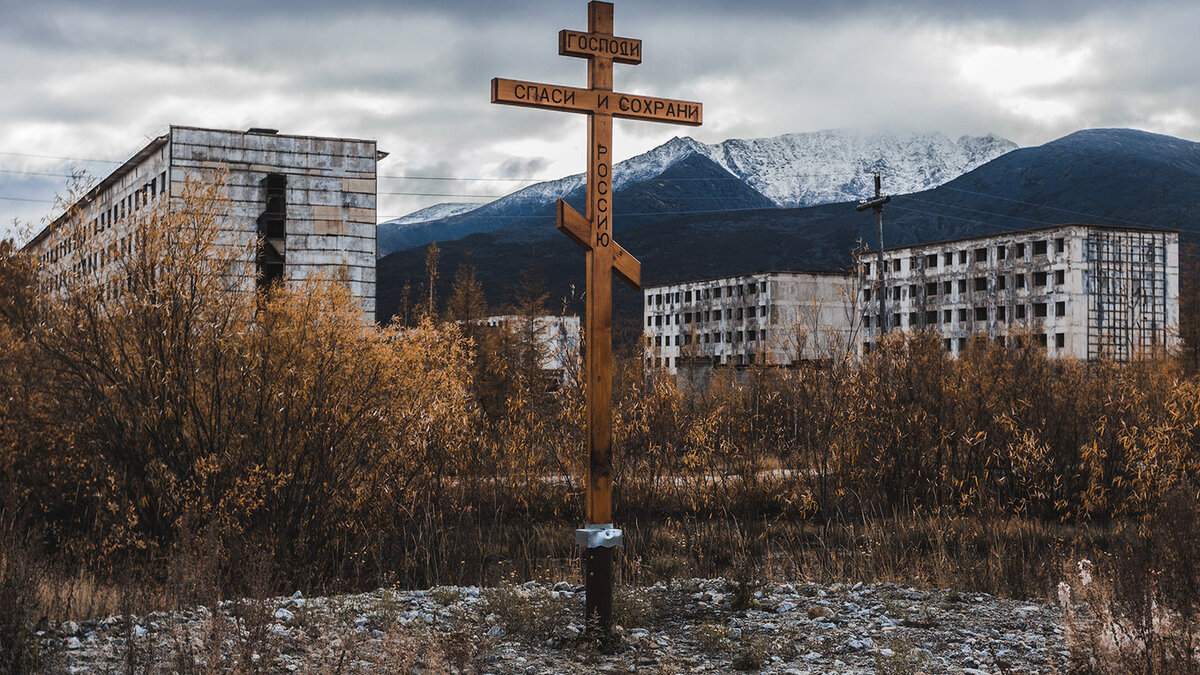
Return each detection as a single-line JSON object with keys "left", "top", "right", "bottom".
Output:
{"left": 45, "top": 578, "right": 1067, "bottom": 673}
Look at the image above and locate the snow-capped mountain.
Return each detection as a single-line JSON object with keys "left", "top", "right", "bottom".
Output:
{"left": 376, "top": 127, "right": 1200, "bottom": 324}
{"left": 377, "top": 128, "right": 1016, "bottom": 255}
{"left": 394, "top": 128, "right": 1013, "bottom": 218}
{"left": 387, "top": 202, "right": 480, "bottom": 225}
{"left": 701, "top": 129, "right": 1017, "bottom": 207}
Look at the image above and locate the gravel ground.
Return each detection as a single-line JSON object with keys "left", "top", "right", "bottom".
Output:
{"left": 45, "top": 578, "right": 1068, "bottom": 673}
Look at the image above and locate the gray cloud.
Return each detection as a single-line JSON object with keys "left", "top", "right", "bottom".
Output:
{"left": 2, "top": 0, "right": 1198, "bottom": 237}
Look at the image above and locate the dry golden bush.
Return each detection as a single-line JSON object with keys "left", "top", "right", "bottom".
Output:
{"left": 2, "top": 170, "right": 1200, "bottom": 631}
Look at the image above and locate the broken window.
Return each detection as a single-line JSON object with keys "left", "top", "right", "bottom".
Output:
{"left": 1034, "top": 240, "right": 1048, "bottom": 256}
{"left": 255, "top": 173, "right": 287, "bottom": 290}
{"left": 926, "top": 254, "right": 938, "bottom": 268}
{"left": 1034, "top": 271, "right": 1048, "bottom": 287}
{"left": 1055, "top": 301, "right": 1066, "bottom": 317}
{"left": 975, "top": 248, "right": 987, "bottom": 263}
{"left": 1017, "top": 305, "right": 1027, "bottom": 320}
{"left": 974, "top": 277, "right": 987, "bottom": 292}
{"left": 1056, "top": 333, "right": 1065, "bottom": 349}
{"left": 1034, "top": 302, "right": 1048, "bottom": 318}
{"left": 975, "top": 306, "right": 987, "bottom": 322}
{"left": 1055, "top": 269, "right": 1065, "bottom": 286}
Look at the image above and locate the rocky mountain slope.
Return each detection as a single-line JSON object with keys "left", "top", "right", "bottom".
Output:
{"left": 377, "top": 129, "right": 1016, "bottom": 255}
{"left": 376, "top": 128, "right": 1200, "bottom": 327}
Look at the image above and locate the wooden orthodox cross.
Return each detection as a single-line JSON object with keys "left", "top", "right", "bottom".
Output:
{"left": 492, "top": 1, "right": 702, "bottom": 633}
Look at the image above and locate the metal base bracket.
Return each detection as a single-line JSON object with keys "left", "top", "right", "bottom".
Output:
{"left": 576, "top": 523, "right": 623, "bottom": 548}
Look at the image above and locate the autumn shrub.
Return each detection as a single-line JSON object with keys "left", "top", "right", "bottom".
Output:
{"left": 3, "top": 169, "right": 1200, "bottom": 622}
{"left": 1061, "top": 485, "right": 1200, "bottom": 674}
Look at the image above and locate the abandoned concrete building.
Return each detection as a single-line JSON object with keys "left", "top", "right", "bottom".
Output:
{"left": 481, "top": 314, "right": 582, "bottom": 376}
{"left": 643, "top": 271, "right": 859, "bottom": 373}
{"left": 859, "top": 224, "right": 1180, "bottom": 360}
{"left": 23, "top": 125, "right": 382, "bottom": 317}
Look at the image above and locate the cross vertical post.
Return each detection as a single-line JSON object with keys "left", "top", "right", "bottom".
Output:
{"left": 491, "top": 0, "right": 702, "bottom": 634}
{"left": 583, "top": 1, "right": 616, "bottom": 634}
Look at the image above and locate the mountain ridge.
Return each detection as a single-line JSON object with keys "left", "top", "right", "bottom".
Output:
{"left": 376, "top": 128, "right": 1200, "bottom": 330}
{"left": 378, "top": 128, "right": 1016, "bottom": 255}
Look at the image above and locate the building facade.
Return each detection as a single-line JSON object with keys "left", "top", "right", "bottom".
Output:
{"left": 482, "top": 314, "right": 582, "bottom": 376}
{"left": 23, "top": 126, "right": 382, "bottom": 316}
{"left": 859, "top": 224, "right": 1180, "bottom": 360}
{"left": 644, "top": 271, "right": 858, "bottom": 373}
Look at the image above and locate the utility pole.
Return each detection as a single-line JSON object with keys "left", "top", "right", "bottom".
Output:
{"left": 857, "top": 172, "right": 891, "bottom": 337}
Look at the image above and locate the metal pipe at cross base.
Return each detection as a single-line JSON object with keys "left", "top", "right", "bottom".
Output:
{"left": 577, "top": 523, "right": 622, "bottom": 632}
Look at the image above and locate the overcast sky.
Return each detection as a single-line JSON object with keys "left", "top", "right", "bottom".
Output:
{"left": 2, "top": 0, "right": 1198, "bottom": 241}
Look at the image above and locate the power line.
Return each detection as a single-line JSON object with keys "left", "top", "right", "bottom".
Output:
{"left": 893, "top": 194, "right": 1074, "bottom": 229}
{"left": 0, "top": 168, "right": 78, "bottom": 179}
{"left": 937, "top": 185, "right": 1161, "bottom": 229}
{"left": 0, "top": 151, "right": 122, "bottom": 164}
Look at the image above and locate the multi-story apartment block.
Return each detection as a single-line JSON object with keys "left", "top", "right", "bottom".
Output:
{"left": 23, "top": 126, "right": 383, "bottom": 317}
{"left": 482, "top": 314, "right": 582, "bottom": 375}
{"left": 644, "top": 271, "right": 858, "bottom": 373}
{"left": 859, "top": 224, "right": 1179, "bottom": 360}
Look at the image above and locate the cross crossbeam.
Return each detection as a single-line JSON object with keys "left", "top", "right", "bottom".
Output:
{"left": 492, "top": 78, "right": 702, "bottom": 126}
{"left": 491, "top": 0, "right": 701, "bottom": 634}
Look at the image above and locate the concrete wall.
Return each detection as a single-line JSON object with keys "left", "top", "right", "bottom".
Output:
{"left": 643, "top": 271, "right": 857, "bottom": 374}
{"left": 26, "top": 127, "right": 379, "bottom": 318}
{"left": 168, "top": 127, "right": 378, "bottom": 316}
{"left": 860, "top": 224, "right": 1179, "bottom": 360}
